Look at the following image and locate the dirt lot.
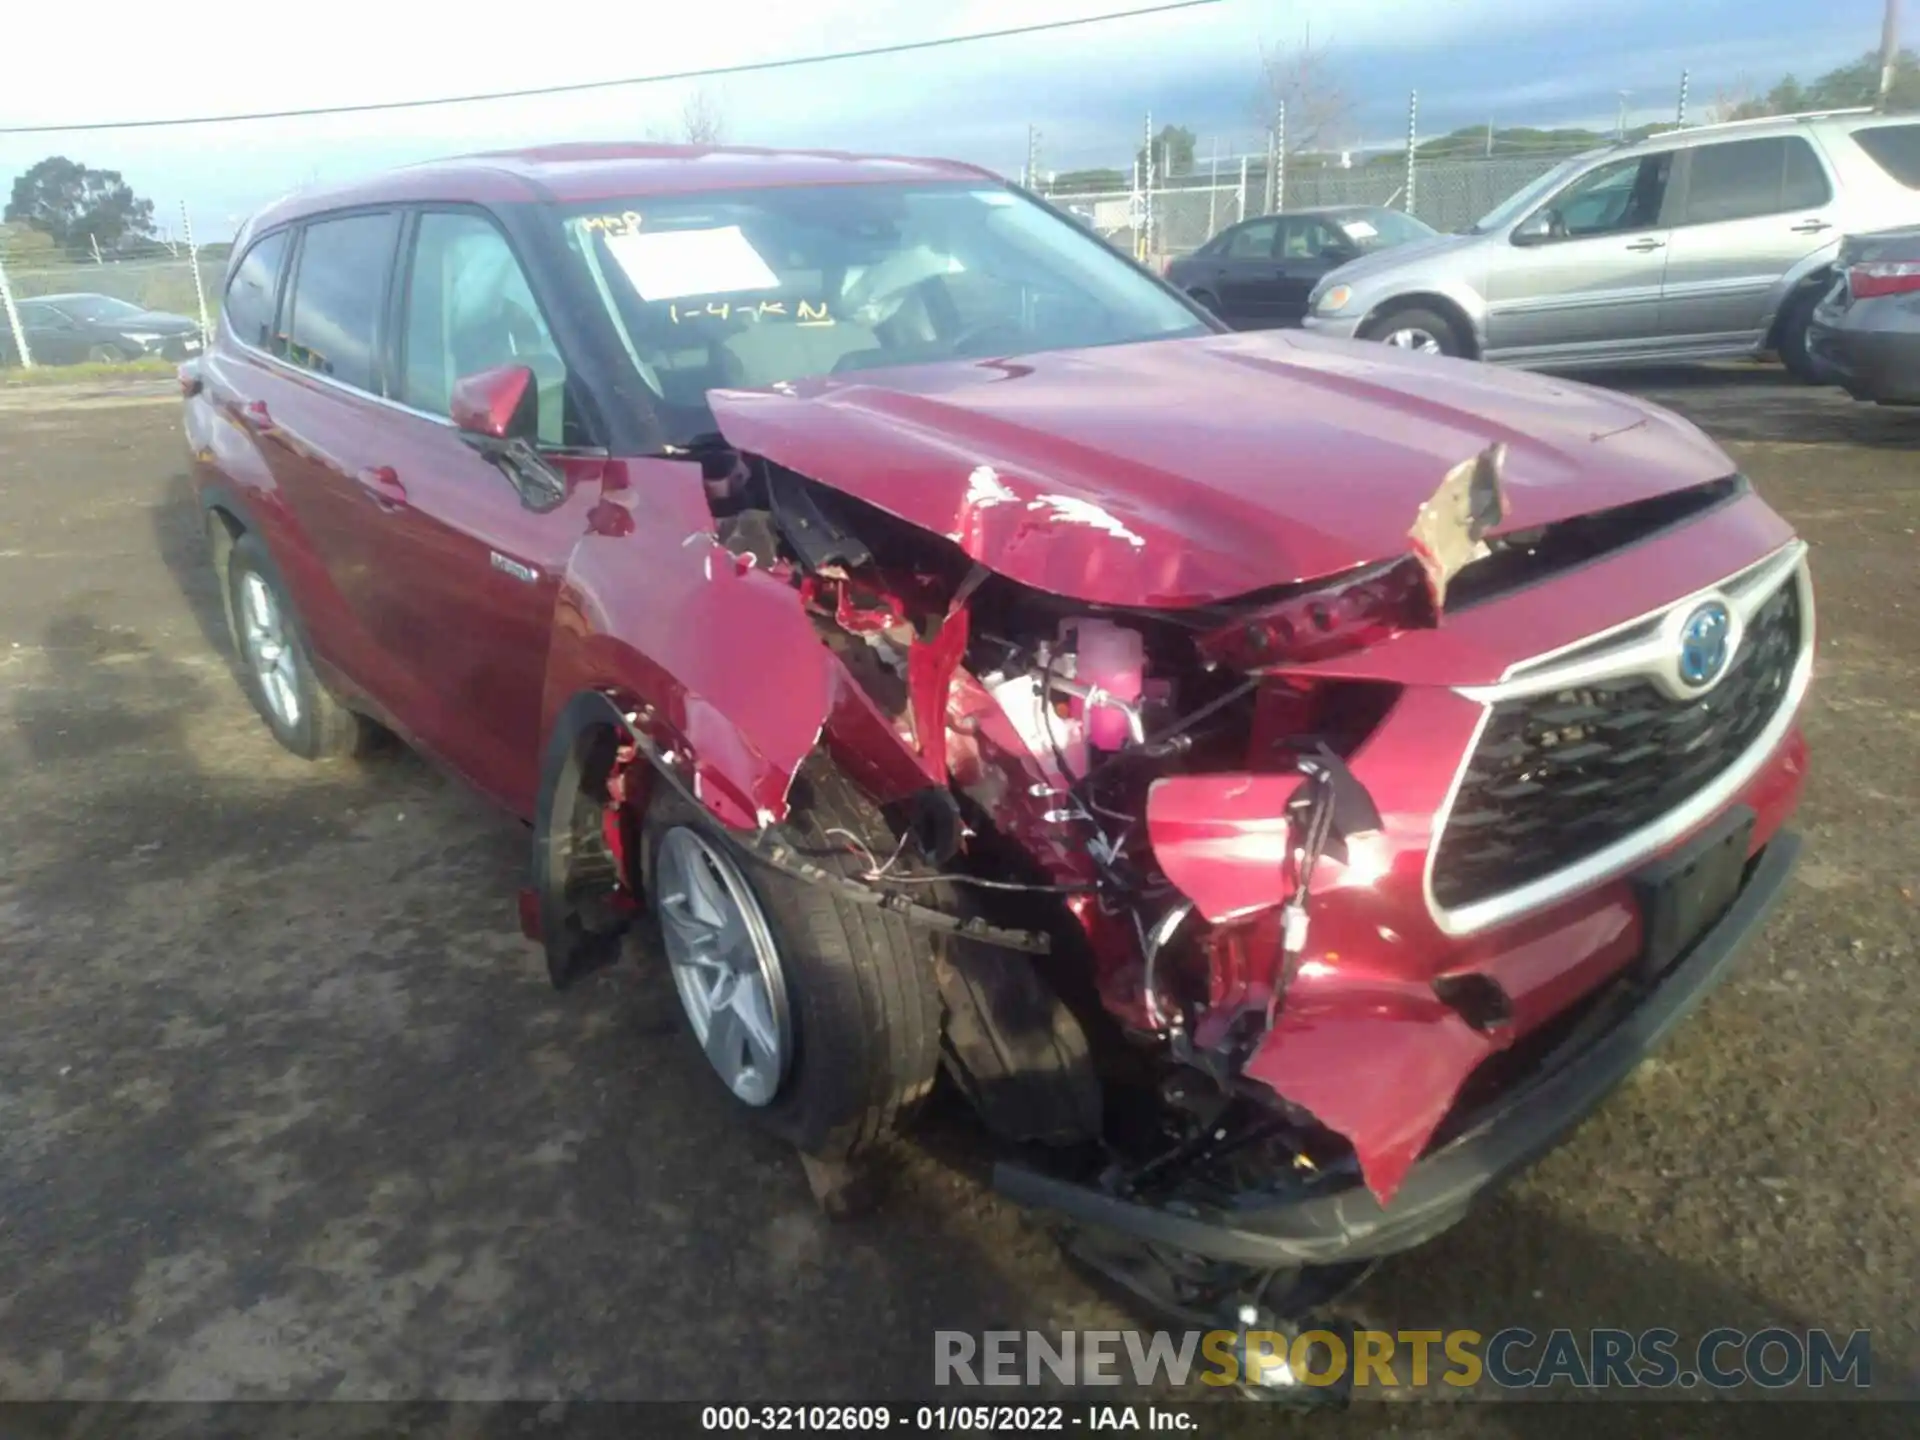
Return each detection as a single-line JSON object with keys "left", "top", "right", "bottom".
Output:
{"left": 0, "top": 368, "right": 1915, "bottom": 1432}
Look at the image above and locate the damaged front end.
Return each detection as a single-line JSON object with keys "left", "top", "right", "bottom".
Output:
{"left": 597, "top": 376, "right": 1806, "bottom": 1327}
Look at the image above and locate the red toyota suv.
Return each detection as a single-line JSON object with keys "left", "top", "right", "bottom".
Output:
{"left": 183, "top": 144, "right": 1812, "bottom": 1332}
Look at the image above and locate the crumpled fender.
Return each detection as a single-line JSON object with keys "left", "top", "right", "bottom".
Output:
{"left": 539, "top": 458, "right": 931, "bottom": 830}
{"left": 1243, "top": 970, "right": 1497, "bottom": 1204}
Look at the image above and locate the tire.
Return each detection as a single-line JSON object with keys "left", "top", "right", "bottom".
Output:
{"left": 224, "top": 531, "right": 375, "bottom": 760}
{"left": 86, "top": 343, "right": 128, "bottom": 364}
{"left": 1774, "top": 284, "right": 1826, "bottom": 384}
{"left": 1359, "top": 304, "right": 1465, "bottom": 358}
{"left": 643, "top": 758, "right": 942, "bottom": 1161}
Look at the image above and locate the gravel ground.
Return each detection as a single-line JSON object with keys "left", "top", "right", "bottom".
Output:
{"left": 0, "top": 368, "right": 1914, "bottom": 1435}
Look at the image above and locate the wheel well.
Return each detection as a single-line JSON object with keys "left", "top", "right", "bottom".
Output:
{"left": 205, "top": 506, "right": 245, "bottom": 651}
{"left": 1361, "top": 293, "right": 1480, "bottom": 358}
{"left": 1766, "top": 268, "right": 1834, "bottom": 348}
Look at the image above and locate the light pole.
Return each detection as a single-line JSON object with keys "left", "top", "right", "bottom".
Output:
{"left": 1616, "top": 90, "right": 1634, "bottom": 140}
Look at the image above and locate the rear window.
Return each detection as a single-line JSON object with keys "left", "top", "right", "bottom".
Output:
{"left": 1852, "top": 124, "right": 1920, "bottom": 189}
{"left": 225, "top": 231, "right": 289, "bottom": 351}
{"left": 284, "top": 212, "right": 400, "bottom": 392}
{"left": 1681, "top": 137, "right": 1832, "bottom": 224}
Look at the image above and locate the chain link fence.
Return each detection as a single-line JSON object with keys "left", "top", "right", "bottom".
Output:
{"left": 1045, "top": 150, "right": 1586, "bottom": 265}
{"left": 1, "top": 234, "right": 221, "bottom": 371}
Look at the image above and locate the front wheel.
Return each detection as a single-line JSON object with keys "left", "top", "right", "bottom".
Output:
{"left": 1359, "top": 305, "right": 1465, "bottom": 358}
{"left": 643, "top": 761, "right": 942, "bottom": 1162}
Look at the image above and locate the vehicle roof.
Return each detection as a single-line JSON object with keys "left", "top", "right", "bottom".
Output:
{"left": 18, "top": 293, "right": 116, "bottom": 305}
{"left": 1611, "top": 108, "right": 1917, "bottom": 156}
{"left": 243, "top": 143, "right": 1000, "bottom": 237}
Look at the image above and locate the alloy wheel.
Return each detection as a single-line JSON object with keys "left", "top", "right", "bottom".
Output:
{"left": 239, "top": 572, "right": 302, "bottom": 729}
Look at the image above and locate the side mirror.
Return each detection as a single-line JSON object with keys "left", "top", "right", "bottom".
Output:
{"left": 450, "top": 363, "right": 538, "bottom": 441}
{"left": 1511, "top": 212, "right": 1557, "bottom": 246}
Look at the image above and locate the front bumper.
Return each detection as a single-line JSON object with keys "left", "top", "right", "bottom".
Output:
{"left": 1300, "top": 313, "right": 1363, "bottom": 340}
{"left": 996, "top": 830, "right": 1800, "bottom": 1265}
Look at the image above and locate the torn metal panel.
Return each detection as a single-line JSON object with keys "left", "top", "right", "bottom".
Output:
{"left": 1241, "top": 969, "right": 1499, "bottom": 1204}
{"left": 1406, "top": 441, "right": 1510, "bottom": 613}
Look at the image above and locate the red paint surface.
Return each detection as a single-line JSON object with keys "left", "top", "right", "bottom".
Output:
{"left": 707, "top": 330, "right": 1736, "bottom": 605}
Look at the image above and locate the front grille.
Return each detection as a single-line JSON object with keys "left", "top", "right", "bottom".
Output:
{"left": 1432, "top": 577, "right": 1803, "bottom": 910}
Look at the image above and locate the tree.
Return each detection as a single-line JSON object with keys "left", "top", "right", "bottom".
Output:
{"left": 647, "top": 85, "right": 729, "bottom": 145}
{"left": 1050, "top": 168, "right": 1127, "bottom": 195}
{"left": 1255, "top": 29, "right": 1354, "bottom": 157}
{"left": 5, "top": 157, "right": 156, "bottom": 253}
{"left": 1136, "top": 125, "right": 1196, "bottom": 180}
{"left": 1725, "top": 48, "right": 1919, "bottom": 118}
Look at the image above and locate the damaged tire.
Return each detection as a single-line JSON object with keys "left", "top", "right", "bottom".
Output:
{"left": 643, "top": 760, "right": 942, "bottom": 1162}
{"left": 224, "top": 532, "right": 375, "bottom": 761}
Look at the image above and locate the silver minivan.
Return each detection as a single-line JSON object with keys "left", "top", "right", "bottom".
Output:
{"left": 1302, "top": 110, "right": 1920, "bottom": 379}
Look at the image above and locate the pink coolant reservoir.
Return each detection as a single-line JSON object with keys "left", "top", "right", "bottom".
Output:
{"left": 1072, "top": 619, "right": 1145, "bottom": 750}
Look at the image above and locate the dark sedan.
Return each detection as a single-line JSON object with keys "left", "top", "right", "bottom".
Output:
{"left": 1808, "top": 226, "right": 1920, "bottom": 406}
{"left": 1164, "top": 205, "right": 1436, "bottom": 328}
{"left": 3, "top": 293, "right": 204, "bottom": 366}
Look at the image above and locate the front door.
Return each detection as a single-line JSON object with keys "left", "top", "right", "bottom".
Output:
{"left": 1211, "top": 217, "right": 1286, "bottom": 326}
{"left": 1659, "top": 135, "right": 1839, "bottom": 349}
{"left": 1483, "top": 152, "right": 1676, "bottom": 362}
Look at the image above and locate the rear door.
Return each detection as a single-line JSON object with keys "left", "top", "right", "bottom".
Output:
{"left": 1660, "top": 135, "right": 1838, "bottom": 347}
{"left": 1210, "top": 217, "right": 1285, "bottom": 326}
{"left": 345, "top": 207, "right": 595, "bottom": 814}
{"left": 1483, "top": 151, "right": 1676, "bottom": 361}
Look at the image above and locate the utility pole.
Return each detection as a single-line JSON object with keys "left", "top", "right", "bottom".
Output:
{"left": 1616, "top": 90, "right": 1633, "bottom": 140}
{"left": 1486, "top": 119, "right": 1494, "bottom": 157}
{"left": 1141, "top": 110, "right": 1154, "bottom": 263}
{"left": 181, "top": 201, "right": 210, "bottom": 347}
{"left": 1881, "top": 0, "right": 1903, "bottom": 109}
{"left": 1264, "top": 108, "right": 1280, "bottom": 214}
{"left": 1274, "top": 102, "right": 1286, "bottom": 213}
{"left": 1023, "top": 123, "right": 1041, "bottom": 190}
{"left": 0, "top": 252, "right": 31, "bottom": 369}
{"left": 1207, "top": 136, "right": 1219, "bottom": 238}
{"left": 1677, "top": 68, "right": 1690, "bottom": 126}
{"left": 1237, "top": 154, "right": 1249, "bottom": 224}
{"left": 1404, "top": 90, "right": 1419, "bottom": 217}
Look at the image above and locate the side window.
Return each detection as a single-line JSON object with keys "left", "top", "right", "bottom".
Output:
{"left": 401, "top": 211, "right": 567, "bottom": 445}
{"left": 1681, "top": 138, "right": 1831, "bottom": 224}
{"left": 1279, "top": 217, "right": 1334, "bottom": 258}
{"left": 224, "top": 230, "right": 290, "bottom": 351}
{"left": 1543, "top": 155, "right": 1672, "bottom": 238}
{"left": 283, "top": 212, "right": 400, "bottom": 392}
{"left": 1852, "top": 123, "right": 1920, "bottom": 188}
{"left": 1225, "top": 219, "right": 1279, "bottom": 258}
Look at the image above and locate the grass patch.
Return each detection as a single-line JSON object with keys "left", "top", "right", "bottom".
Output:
{"left": 0, "top": 359, "right": 179, "bottom": 387}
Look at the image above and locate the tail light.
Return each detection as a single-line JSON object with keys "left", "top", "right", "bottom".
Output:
{"left": 1197, "top": 559, "right": 1429, "bottom": 671}
{"left": 1849, "top": 261, "right": 1920, "bottom": 300}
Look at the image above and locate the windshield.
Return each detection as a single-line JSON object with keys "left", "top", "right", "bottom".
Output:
{"left": 56, "top": 295, "right": 147, "bottom": 322}
{"left": 560, "top": 182, "right": 1209, "bottom": 441}
{"left": 1466, "top": 155, "right": 1594, "bottom": 234}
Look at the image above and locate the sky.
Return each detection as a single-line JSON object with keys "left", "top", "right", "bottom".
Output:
{"left": 2, "top": 0, "right": 1899, "bottom": 240}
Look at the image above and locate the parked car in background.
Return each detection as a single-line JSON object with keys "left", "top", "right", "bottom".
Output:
{"left": 2, "top": 294, "right": 203, "bottom": 366}
{"left": 1166, "top": 205, "right": 1436, "bottom": 327}
{"left": 185, "top": 144, "right": 1811, "bottom": 1333}
{"left": 1807, "top": 224, "right": 1920, "bottom": 405}
{"left": 1303, "top": 111, "right": 1920, "bottom": 377}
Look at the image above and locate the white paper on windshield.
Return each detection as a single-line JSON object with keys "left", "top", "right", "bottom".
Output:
{"left": 1340, "top": 219, "right": 1378, "bottom": 239}
{"left": 602, "top": 226, "right": 781, "bottom": 302}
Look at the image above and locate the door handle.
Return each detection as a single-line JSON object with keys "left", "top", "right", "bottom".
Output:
{"left": 356, "top": 465, "right": 409, "bottom": 511}
{"left": 1790, "top": 219, "right": 1832, "bottom": 234}
{"left": 1625, "top": 238, "right": 1666, "bottom": 252}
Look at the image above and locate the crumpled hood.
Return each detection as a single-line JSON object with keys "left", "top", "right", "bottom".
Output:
{"left": 707, "top": 330, "right": 1732, "bottom": 606}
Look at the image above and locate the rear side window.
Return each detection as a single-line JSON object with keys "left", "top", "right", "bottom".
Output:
{"left": 284, "top": 212, "right": 400, "bottom": 392}
{"left": 1681, "top": 137, "right": 1832, "bottom": 224}
{"left": 1852, "top": 124, "right": 1920, "bottom": 188}
{"left": 224, "top": 231, "right": 289, "bottom": 350}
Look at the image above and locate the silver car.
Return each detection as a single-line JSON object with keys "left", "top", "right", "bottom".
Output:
{"left": 1303, "top": 110, "right": 1920, "bottom": 379}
